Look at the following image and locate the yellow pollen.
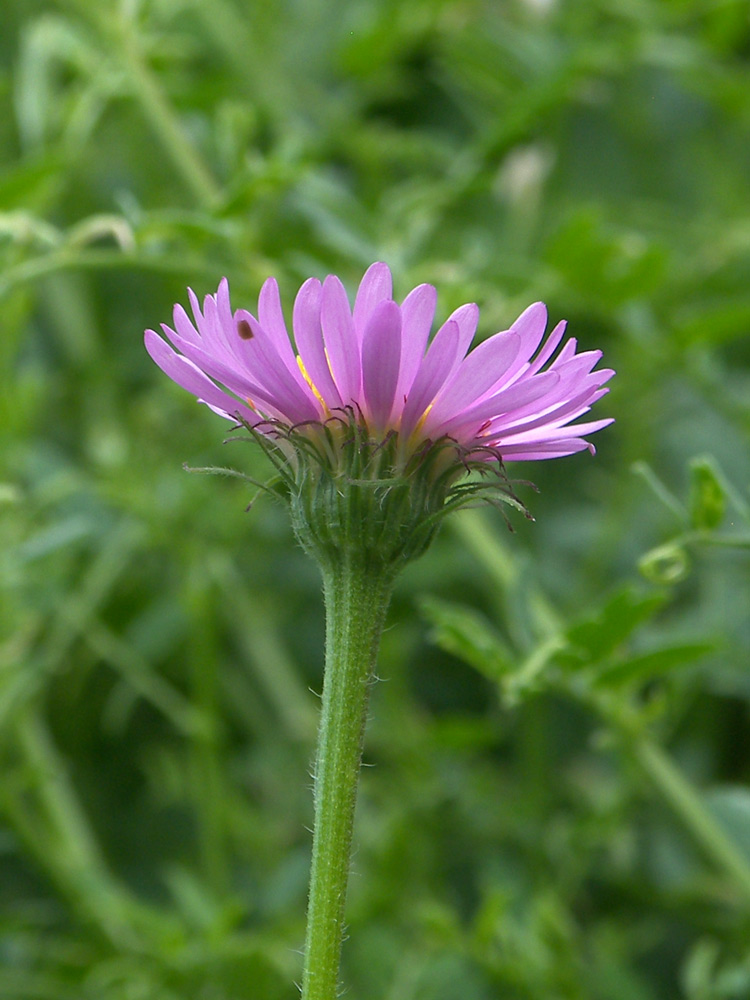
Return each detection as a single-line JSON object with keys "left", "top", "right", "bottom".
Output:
{"left": 297, "top": 356, "right": 328, "bottom": 412}
{"left": 413, "top": 401, "right": 434, "bottom": 435}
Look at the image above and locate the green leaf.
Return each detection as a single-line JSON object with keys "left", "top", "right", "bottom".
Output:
{"left": 689, "top": 456, "right": 727, "bottom": 531}
{"left": 593, "top": 642, "right": 716, "bottom": 688}
{"left": 561, "top": 587, "right": 667, "bottom": 667}
{"left": 420, "top": 596, "right": 514, "bottom": 684}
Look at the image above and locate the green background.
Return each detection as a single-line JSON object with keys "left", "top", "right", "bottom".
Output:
{"left": 2, "top": 0, "right": 750, "bottom": 997}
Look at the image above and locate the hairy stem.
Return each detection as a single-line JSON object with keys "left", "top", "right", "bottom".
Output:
{"left": 301, "top": 559, "right": 393, "bottom": 1000}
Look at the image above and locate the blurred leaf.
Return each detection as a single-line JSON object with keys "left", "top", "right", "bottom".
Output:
{"left": 15, "top": 514, "right": 96, "bottom": 563}
{"left": 593, "top": 641, "right": 716, "bottom": 689}
{"left": 0, "top": 153, "right": 65, "bottom": 209}
{"left": 705, "top": 787, "right": 750, "bottom": 866}
{"left": 675, "top": 297, "right": 750, "bottom": 349}
{"left": 682, "top": 937, "right": 750, "bottom": 1000}
{"left": 420, "top": 595, "right": 514, "bottom": 684}
{"left": 544, "top": 208, "right": 668, "bottom": 307}
{"left": 689, "top": 456, "right": 727, "bottom": 531}
{"left": 561, "top": 587, "right": 667, "bottom": 667}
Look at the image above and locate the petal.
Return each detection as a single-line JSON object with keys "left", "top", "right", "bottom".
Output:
{"left": 497, "top": 439, "right": 595, "bottom": 461}
{"left": 361, "top": 300, "right": 402, "bottom": 429}
{"left": 200, "top": 292, "right": 235, "bottom": 357}
{"left": 500, "top": 417, "right": 615, "bottom": 446}
{"left": 444, "top": 370, "right": 561, "bottom": 438}
{"left": 422, "top": 330, "right": 522, "bottom": 435}
{"left": 400, "top": 320, "right": 462, "bottom": 439}
{"left": 527, "top": 320, "right": 567, "bottom": 375}
{"left": 160, "top": 322, "right": 281, "bottom": 413}
{"left": 172, "top": 303, "right": 201, "bottom": 348}
{"left": 511, "top": 301, "right": 547, "bottom": 359}
{"left": 144, "top": 329, "right": 258, "bottom": 423}
{"left": 293, "top": 277, "right": 343, "bottom": 409}
{"left": 215, "top": 277, "right": 234, "bottom": 334}
{"left": 490, "top": 385, "right": 611, "bottom": 440}
{"left": 484, "top": 359, "right": 614, "bottom": 433}
{"left": 353, "top": 262, "right": 393, "bottom": 342}
{"left": 401, "top": 305, "right": 476, "bottom": 431}
{"left": 258, "top": 276, "right": 300, "bottom": 375}
{"left": 484, "top": 302, "right": 548, "bottom": 392}
{"left": 445, "top": 302, "right": 479, "bottom": 357}
{"left": 233, "top": 310, "right": 322, "bottom": 423}
{"left": 550, "top": 337, "right": 578, "bottom": 368}
{"left": 188, "top": 288, "right": 207, "bottom": 335}
{"left": 321, "top": 275, "right": 361, "bottom": 404}
{"left": 394, "top": 283, "right": 437, "bottom": 408}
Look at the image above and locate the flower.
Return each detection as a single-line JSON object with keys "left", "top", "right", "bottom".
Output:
{"left": 146, "top": 264, "right": 614, "bottom": 569}
{"left": 144, "top": 262, "right": 614, "bottom": 465}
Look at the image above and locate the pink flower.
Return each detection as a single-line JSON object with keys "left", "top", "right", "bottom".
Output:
{"left": 145, "top": 263, "right": 613, "bottom": 463}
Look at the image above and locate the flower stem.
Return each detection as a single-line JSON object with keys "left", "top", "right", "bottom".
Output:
{"left": 301, "top": 558, "right": 394, "bottom": 1000}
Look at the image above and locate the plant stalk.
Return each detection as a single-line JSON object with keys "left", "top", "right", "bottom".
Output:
{"left": 633, "top": 734, "right": 750, "bottom": 902}
{"left": 301, "top": 558, "right": 394, "bottom": 1000}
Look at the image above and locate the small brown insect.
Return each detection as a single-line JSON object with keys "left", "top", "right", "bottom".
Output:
{"left": 237, "top": 319, "right": 253, "bottom": 340}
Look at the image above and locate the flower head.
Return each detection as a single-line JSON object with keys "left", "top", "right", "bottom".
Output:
{"left": 146, "top": 262, "right": 612, "bottom": 461}
{"left": 145, "top": 263, "right": 613, "bottom": 568}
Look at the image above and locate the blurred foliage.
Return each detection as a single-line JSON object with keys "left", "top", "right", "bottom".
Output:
{"left": 1, "top": 0, "right": 750, "bottom": 996}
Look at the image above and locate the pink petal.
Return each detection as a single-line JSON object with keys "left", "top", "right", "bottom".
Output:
{"left": 144, "top": 329, "right": 258, "bottom": 423}
{"left": 187, "top": 288, "right": 206, "bottom": 334}
{"left": 200, "top": 293, "right": 235, "bottom": 357}
{"left": 400, "top": 320, "right": 463, "bottom": 439}
{"left": 258, "top": 276, "right": 300, "bottom": 376}
{"left": 394, "top": 283, "right": 437, "bottom": 407}
{"left": 482, "top": 360, "right": 614, "bottom": 436}
{"left": 233, "top": 310, "right": 322, "bottom": 423}
{"left": 160, "top": 322, "right": 282, "bottom": 414}
{"left": 361, "top": 300, "right": 402, "bottom": 429}
{"left": 508, "top": 302, "right": 547, "bottom": 365}
{"left": 215, "top": 278, "right": 234, "bottom": 334}
{"left": 445, "top": 302, "right": 480, "bottom": 357}
{"left": 527, "top": 320, "right": 567, "bottom": 375}
{"left": 442, "top": 370, "right": 561, "bottom": 438}
{"left": 293, "top": 278, "right": 343, "bottom": 410}
{"left": 484, "top": 302, "right": 548, "bottom": 393}
{"left": 550, "top": 338, "right": 578, "bottom": 368}
{"left": 321, "top": 275, "right": 361, "bottom": 404}
{"left": 422, "top": 330, "right": 522, "bottom": 434}
{"left": 353, "top": 262, "right": 393, "bottom": 342}
{"left": 496, "top": 439, "right": 595, "bottom": 460}
{"left": 172, "top": 303, "right": 201, "bottom": 347}
{"left": 500, "top": 417, "right": 614, "bottom": 446}
{"left": 490, "top": 385, "right": 611, "bottom": 440}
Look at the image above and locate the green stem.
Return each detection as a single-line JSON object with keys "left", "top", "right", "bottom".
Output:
{"left": 186, "top": 575, "right": 229, "bottom": 898}
{"left": 0, "top": 249, "right": 221, "bottom": 301}
{"left": 301, "top": 559, "right": 394, "bottom": 1000}
{"left": 15, "top": 710, "right": 143, "bottom": 947}
{"left": 116, "top": 20, "right": 222, "bottom": 207}
{"left": 633, "top": 734, "right": 750, "bottom": 902}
